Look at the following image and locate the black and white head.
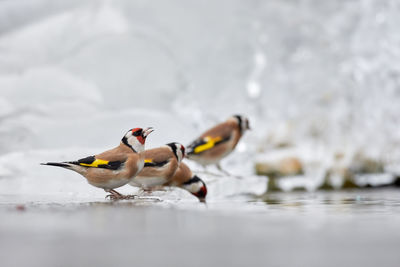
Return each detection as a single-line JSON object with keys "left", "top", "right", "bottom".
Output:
{"left": 181, "top": 175, "right": 207, "bottom": 202}
{"left": 231, "top": 115, "right": 250, "bottom": 134}
{"left": 122, "top": 127, "right": 154, "bottom": 152}
{"left": 166, "top": 142, "right": 185, "bottom": 162}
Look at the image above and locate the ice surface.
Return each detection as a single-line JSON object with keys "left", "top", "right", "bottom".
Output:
{"left": 1, "top": 189, "right": 400, "bottom": 267}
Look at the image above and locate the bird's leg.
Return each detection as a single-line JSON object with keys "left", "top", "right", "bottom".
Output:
{"left": 123, "top": 193, "right": 138, "bottom": 200}
{"left": 105, "top": 189, "right": 121, "bottom": 200}
{"left": 216, "top": 163, "right": 232, "bottom": 176}
{"left": 105, "top": 189, "right": 137, "bottom": 200}
{"left": 136, "top": 189, "right": 163, "bottom": 201}
{"left": 216, "top": 163, "right": 243, "bottom": 179}
{"left": 117, "top": 189, "right": 138, "bottom": 199}
{"left": 109, "top": 189, "right": 122, "bottom": 196}
{"left": 194, "top": 165, "right": 225, "bottom": 177}
{"left": 127, "top": 187, "right": 161, "bottom": 201}
{"left": 137, "top": 187, "right": 152, "bottom": 195}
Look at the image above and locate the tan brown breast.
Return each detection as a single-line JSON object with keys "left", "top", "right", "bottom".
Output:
{"left": 167, "top": 162, "right": 193, "bottom": 186}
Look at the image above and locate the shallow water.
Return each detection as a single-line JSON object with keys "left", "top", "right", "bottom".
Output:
{"left": 1, "top": 188, "right": 399, "bottom": 267}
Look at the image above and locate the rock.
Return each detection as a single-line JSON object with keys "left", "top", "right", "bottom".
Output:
{"left": 255, "top": 157, "right": 303, "bottom": 177}
{"left": 350, "top": 153, "right": 384, "bottom": 174}
{"left": 324, "top": 167, "right": 357, "bottom": 189}
{"left": 256, "top": 155, "right": 304, "bottom": 192}
{"left": 257, "top": 147, "right": 390, "bottom": 191}
{"left": 255, "top": 146, "right": 321, "bottom": 192}
{"left": 324, "top": 151, "right": 386, "bottom": 189}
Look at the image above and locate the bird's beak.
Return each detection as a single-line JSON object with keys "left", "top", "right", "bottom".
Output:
{"left": 142, "top": 127, "right": 154, "bottom": 138}
{"left": 199, "top": 197, "right": 207, "bottom": 204}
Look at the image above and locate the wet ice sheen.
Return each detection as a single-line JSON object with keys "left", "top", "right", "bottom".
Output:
{"left": 0, "top": 188, "right": 399, "bottom": 267}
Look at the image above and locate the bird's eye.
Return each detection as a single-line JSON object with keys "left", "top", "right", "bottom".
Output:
{"left": 132, "top": 130, "right": 142, "bottom": 136}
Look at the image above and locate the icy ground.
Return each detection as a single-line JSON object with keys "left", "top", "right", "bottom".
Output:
{"left": 1, "top": 188, "right": 400, "bottom": 267}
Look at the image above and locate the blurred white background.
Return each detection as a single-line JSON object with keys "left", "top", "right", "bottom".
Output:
{"left": 1, "top": 0, "right": 400, "bottom": 197}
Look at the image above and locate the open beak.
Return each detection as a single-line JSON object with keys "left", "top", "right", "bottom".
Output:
{"left": 142, "top": 127, "right": 154, "bottom": 138}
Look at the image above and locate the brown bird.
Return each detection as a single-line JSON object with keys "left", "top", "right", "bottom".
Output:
{"left": 166, "top": 162, "right": 207, "bottom": 202}
{"left": 41, "top": 127, "right": 154, "bottom": 200}
{"left": 129, "top": 142, "right": 185, "bottom": 190}
{"left": 186, "top": 115, "right": 250, "bottom": 175}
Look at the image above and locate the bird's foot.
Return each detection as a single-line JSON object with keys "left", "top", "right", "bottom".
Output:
{"left": 105, "top": 193, "right": 121, "bottom": 200}
{"left": 105, "top": 189, "right": 138, "bottom": 200}
{"left": 105, "top": 194, "right": 138, "bottom": 200}
{"left": 124, "top": 194, "right": 138, "bottom": 200}
{"left": 135, "top": 196, "right": 163, "bottom": 202}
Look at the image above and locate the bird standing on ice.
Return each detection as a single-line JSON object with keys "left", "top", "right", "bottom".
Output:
{"left": 41, "top": 127, "right": 154, "bottom": 200}
{"left": 166, "top": 162, "right": 207, "bottom": 202}
{"left": 129, "top": 142, "right": 185, "bottom": 190}
{"left": 186, "top": 115, "right": 250, "bottom": 175}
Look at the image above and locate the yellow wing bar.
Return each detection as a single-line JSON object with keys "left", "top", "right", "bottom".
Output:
{"left": 144, "top": 159, "right": 153, "bottom": 163}
{"left": 194, "top": 136, "right": 222, "bottom": 154}
{"left": 79, "top": 159, "right": 110, "bottom": 167}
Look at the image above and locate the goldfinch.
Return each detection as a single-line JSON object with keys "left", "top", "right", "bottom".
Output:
{"left": 186, "top": 115, "right": 250, "bottom": 173}
{"left": 129, "top": 142, "right": 185, "bottom": 190}
{"left": 41, "top": 127, "right": 154, "bottom": 200}
{"left": 166, "top": 162, "right": 207, "bottom": 202}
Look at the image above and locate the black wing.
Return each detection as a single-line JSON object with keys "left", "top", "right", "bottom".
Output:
{"left": 68, "top": 156, "right": 123, "bottom": 170}
{"left": 186, "top": 135, "right": 231, "bottom": 155}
